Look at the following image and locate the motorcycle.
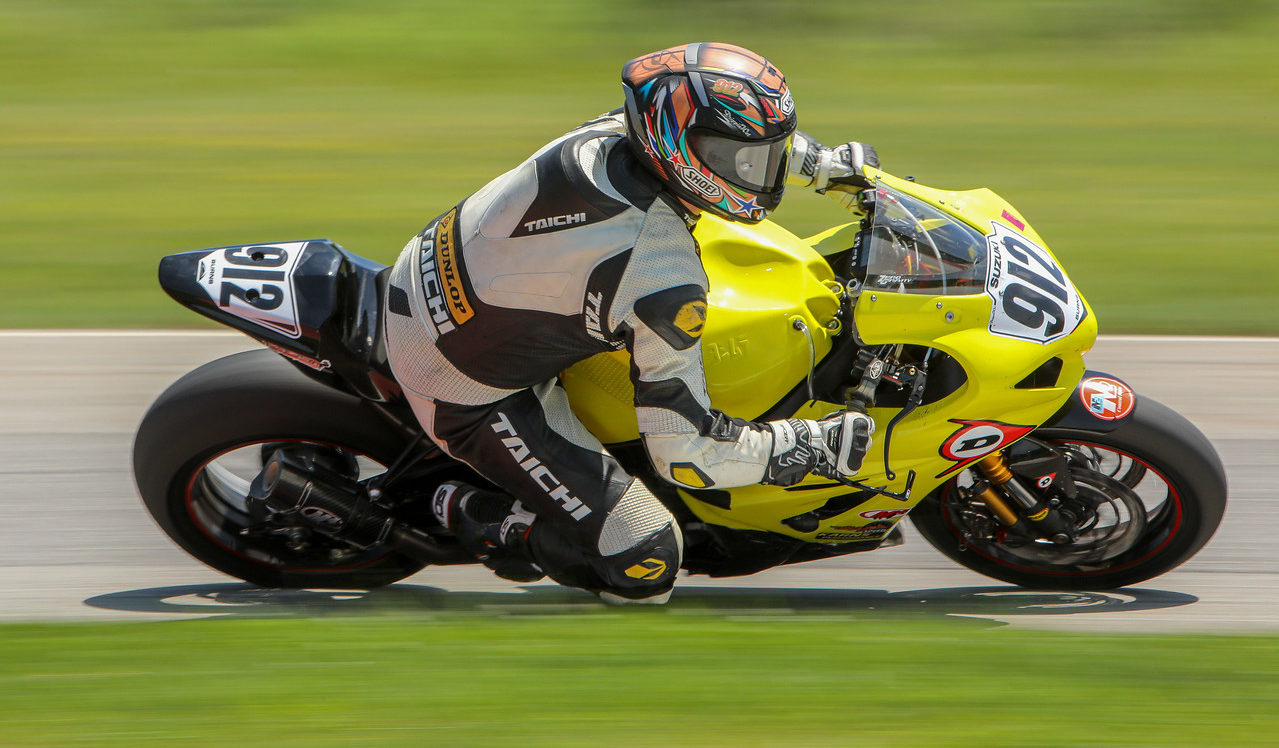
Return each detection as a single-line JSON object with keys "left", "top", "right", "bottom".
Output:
{"left": 133, "top": 166, "right": 1227, "bottom": 591}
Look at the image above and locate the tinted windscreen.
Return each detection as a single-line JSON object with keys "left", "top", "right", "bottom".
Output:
{"left": 862, "top": 188, "right": 987, "bottom": 295}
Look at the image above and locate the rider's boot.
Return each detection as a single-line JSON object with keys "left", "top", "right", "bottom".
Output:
{"left": 431, "top": 481, "right": 546, "bottom": 583}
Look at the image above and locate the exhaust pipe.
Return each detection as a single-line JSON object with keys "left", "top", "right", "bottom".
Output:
{"left": 253, "top": 450, "right": 472, "bottom": 565}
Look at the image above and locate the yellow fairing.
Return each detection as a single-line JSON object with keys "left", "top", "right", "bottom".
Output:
{"left": 561, "top": 216, "right": 843, "bottom": 443}
{"left": 562, "top": 169, "right": 1097, "bottom": 543}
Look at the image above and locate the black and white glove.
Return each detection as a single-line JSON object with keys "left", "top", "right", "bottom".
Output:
{"left": 789, "top": 132, "right": 880, "bottom": 212}
{"left": 814, "top": 141, "right": 879, "bottom": 193}
{"left": 762, "top": 409, "right": 875, "bottom": 486}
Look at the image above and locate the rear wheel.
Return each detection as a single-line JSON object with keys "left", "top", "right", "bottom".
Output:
{"left": 134, "top": 349, "right": 447, "bottom": 588}
{"left": 910, "top": 396, "right": 1227, "bottom": 589}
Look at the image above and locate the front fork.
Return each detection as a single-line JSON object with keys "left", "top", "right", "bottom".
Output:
{"left": 973, "top": 453, "right": 1075, "bottom": 544}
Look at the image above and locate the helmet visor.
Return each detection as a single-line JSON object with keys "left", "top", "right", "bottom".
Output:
{"left": 688, "top": 131, "right": 792, "bottom": 192}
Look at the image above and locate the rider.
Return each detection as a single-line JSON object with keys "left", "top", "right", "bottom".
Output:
{"left": 383, "top": 42, "right": 879, "bottom": 604}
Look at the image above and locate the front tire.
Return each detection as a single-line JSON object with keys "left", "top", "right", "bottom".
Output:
{"left": 133, "top": 349, "right": 429, "bottom": 589}
{"left": 910, "top": 396, "right": 1227, "bottom": 589}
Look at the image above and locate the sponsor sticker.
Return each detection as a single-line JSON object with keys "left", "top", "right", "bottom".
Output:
{"left": 523, "top": 211, "right": 587, "bottom": 234}
{"left": 673, "top": 300, "right": 708, "bottom": 339}
{"left": 859, "top": 508, "right": 910, "bottom": 521}
{"left": 1000, "top": 209, "right": 1026, "bottom": 231}
{"left": 678, "top": 165, "right": 722, "bottom": 199}
{"left": 432, "top": 484, "right": 458, "bottom": 523}
{"left": 778, "top": 88, "right": 794, "bottom": 116}
{"left": 1079, "top": 376, "right": 1136, "bottom": 421}
{"left": 937, "top": 419, "right": 1035, "bottom": 478}
{"left": 300, "top": 505, "right": 343, "bottom": 530}
{"left": 815, "top": 520, "right": 894, "bottom": 542}
{"left": 418, "top": 209, "right": 473, "bottom": 335}
{"left": 583, "top": 290, "right": 608, "bottom": 344}
{"left": 716, "top": 108, "right": 754, "bottom": 138}
{"left": 624, "top": 558, "right": 668, "bottom": 581}
{"left": 265, "top": 341, "right": 330, "bottom": 371}
{"left": 435, "top": 209, "right": 473, "bottom": 325}
{"left": 490, "top": 412, "right": 591, "bottom": 521}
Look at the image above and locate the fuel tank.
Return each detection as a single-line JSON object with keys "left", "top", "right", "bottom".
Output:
{"left": 561, "top": 216, "right": 843, "bottom": 443}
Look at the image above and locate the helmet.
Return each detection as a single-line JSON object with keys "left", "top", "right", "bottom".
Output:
{"left": 622, "top": 43, "right": 797, "bottom": 223}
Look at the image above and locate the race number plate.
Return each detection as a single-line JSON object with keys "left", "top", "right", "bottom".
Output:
{"left": 984, "top": 222, "right": 1086, "bottom": 344}
{"left": 194, "top": 241, "right": 307, "bottom": 338}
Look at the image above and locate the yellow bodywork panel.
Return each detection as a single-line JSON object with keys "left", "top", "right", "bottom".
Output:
{"left": 562, "top": 170, "right": 1097, "bottom": 543}
{"left": 561, "top": 215, "right": 842, "bottom": 444}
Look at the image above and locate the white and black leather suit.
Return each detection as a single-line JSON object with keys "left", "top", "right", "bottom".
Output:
{"left": 384, "top": 111, "right": 833, "bottom": 601}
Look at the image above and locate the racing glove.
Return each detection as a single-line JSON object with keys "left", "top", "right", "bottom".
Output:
{"left": 761, "top": 408, "right": 875, "bottom": 486}
{"left": 789, "top": 132, "right": 880, "bottom": 193}
{"left": 818, "top": 141, "right": 879, "bottom": 192}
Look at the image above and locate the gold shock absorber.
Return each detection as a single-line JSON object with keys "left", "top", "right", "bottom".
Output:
{"left": 975, "top": 454, "right": 1019, "bottom": 526}
{"left": 977, "top": 453, "right": 1014, "bottom": 484}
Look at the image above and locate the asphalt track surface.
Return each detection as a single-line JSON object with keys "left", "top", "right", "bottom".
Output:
{"left": 1, "top": 331, "right": 1275, "bottom": 632}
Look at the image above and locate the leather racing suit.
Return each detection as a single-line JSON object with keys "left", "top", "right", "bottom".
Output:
{"left": 384, "top": 111, "right": 847, "bottom": 602}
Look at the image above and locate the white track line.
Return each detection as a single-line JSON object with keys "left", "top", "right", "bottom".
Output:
{"left": 0, "top": 330, "right": 239, "bottom": 338}
{"left": 1096, "top": 335, "right": 1279, "bottom": 344}
{"left": 1, "top": 330, "right": 1277, "bottom": 343}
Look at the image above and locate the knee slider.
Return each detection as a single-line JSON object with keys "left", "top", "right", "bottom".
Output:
{"left": 525, "top": 517, "right": 682, "bottom": 599}
{"left": 597, "top": 522, "right": 682, "bottom": 599}
{"left": 594, "top": 480, "right": 681, "bottom": 595}
{"left": 524, "top": 480, "right": 684, "bottom": 600}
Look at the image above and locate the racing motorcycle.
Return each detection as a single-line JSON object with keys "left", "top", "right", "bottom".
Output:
{"left": 133, "top": 166, "right": 1227, "bottom": 591}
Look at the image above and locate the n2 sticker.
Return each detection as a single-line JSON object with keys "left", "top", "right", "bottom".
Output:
{"left": 195, "top": 242, "right": 307, "bottom": 338}
{"left": 984, "top": 222, "right": 1086, "bottom": 344}
{"left": 1079, "top": 376, "right": 1136, "bottom": 421}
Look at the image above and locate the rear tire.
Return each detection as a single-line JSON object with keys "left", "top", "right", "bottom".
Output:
{"left": 133, "top": 349, "right": 429, "bottom": 588}
{"left": 910, "top": 396, "right": 1227, "bottom": 589}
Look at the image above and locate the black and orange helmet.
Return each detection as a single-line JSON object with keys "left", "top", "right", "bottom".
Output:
{"left": 622, "top": 43, "right": 797, "bottom": 223}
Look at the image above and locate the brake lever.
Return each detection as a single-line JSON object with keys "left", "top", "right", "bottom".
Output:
{"left": 828, "top": 469, "right": 916, "bottom": 503}
{"left": 881, "top": 365, "right": 928, "bottom": 480}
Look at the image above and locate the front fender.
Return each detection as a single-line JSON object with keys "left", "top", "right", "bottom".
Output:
{"left": 1043, "top": 370, "right": 1139, "bottom": 432}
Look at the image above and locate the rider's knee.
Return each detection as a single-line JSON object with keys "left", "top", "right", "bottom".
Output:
{"left": 526, "top": 480, "right": 683, "bottom": 603}
{"left": 595, "top": 521, "right": 683, "bottom": 604}
{"left": 593, "top": 481, "right": 681, "bottom": 598}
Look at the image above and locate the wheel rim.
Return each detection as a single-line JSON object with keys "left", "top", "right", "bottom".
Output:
{"left": 940, "top": 440, "right": 1184, "bottom": 577}
{"left": 1061, "top": 442, "right": 1149, "bottom": 491}
{"left": 184, "top": 440, "right": 393, "bottom": 573}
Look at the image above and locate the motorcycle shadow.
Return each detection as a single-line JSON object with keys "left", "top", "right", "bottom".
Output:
{"left": 83, "top": 582, "right": 1198, "bottom": 627}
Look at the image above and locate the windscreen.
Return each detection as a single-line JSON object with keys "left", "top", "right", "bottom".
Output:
{"left": 862, "top": 188, "right": 987, "bottom": 295}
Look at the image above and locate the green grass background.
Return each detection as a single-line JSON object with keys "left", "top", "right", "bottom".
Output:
{"left": 2, "top": 0, "right": 1277, "bottom": 331}
{"left": 3, "top": 614, "right": 1279, "bottom": 745}
{"left": 4, "top": 5, "right": 1278, "bottom": 741}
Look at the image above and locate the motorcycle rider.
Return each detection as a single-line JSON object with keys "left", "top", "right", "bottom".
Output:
{"left": 383, "top": 42, "right": 878, "bottom": 604}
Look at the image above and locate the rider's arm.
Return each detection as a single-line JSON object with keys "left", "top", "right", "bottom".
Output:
{"left": 610, "top": 201, "right": 870, "bottom": 490}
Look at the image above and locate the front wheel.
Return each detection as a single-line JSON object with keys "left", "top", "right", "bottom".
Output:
{"left": 910, "top": 396, "right": 1227, "bottom": 589}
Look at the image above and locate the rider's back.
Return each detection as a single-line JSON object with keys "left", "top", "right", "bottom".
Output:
{"left": 385, "top": 111, "right": 704, "bottom": 398}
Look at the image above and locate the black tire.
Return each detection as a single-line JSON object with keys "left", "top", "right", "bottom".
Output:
{"left": 133, "top": 349, "right": 430, "bottom": 589}
{"left": 910, "top": 396, "right": 1227, "bottom": 589}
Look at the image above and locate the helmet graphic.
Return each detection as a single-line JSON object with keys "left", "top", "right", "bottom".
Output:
{"left": 622, "top": 43, "right": 797, "bottom": 223}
